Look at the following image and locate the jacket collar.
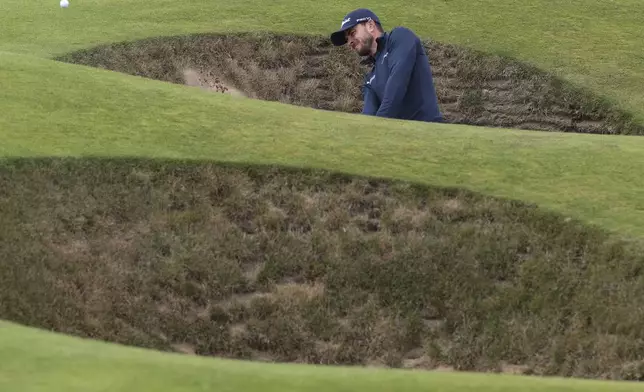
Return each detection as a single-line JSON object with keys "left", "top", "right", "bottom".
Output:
{"left": 375, "top": 32, "right": 388, "bottom": 52}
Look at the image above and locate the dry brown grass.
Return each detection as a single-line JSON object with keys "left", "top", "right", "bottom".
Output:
{"left": 55, "top": 32, "right": 644, "bottom": 135}
{"left": 2, "top": 157, "right": 644, "bottom": 380}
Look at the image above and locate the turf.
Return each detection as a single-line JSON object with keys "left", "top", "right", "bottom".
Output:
{"left": 2, "top": 320, "right": 644, "bottom": 392}
{"left": 1, "top": 0, "right": 643, "bottom": 124}
{"left": 1, "top": 1, "right": 644, "bottom": 238}
{"left": 2, "top": 52, "right": 644, "bottom": 237}
{"left": 2, "top": 0, "right": 644, "bottom": 390}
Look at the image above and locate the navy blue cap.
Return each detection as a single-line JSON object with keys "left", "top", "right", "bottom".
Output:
{"left": 330, "top": 8, "right": 381, "bottom": 46}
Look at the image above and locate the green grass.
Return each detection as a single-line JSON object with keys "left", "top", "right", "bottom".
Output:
{"left": 2, "top": 52, "right": 644, "bottom": 237}
{"left": 2, "top": 0, "right": 644, "bottom": 390}
{"left": 2, "top": 320, "right": 644, "bottom": 392}
{"left": 1, "top": 0, "right": 644, "bottom": 123}
{"left": 1, "top": 1, "right": 643, "bottom": 238}
{"left": 2, "top": 0, "right": 644, "bottom": 236}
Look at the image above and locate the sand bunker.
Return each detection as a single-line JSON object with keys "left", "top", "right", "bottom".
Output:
{"left": 3, "top": 158, "right": 644, "bottom": 380}
{"left": 182, "top": 68, "right": 246, "bottom": 97}
{"left": 56, "top": 32, "right": 643, "bottom": 135}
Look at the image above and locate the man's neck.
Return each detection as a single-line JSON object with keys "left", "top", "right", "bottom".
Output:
{"left": 369, "top": 32, "right": 386, "bottom": 57}
{"left": 360, "top": 32, "right": 387, "bottom": 65}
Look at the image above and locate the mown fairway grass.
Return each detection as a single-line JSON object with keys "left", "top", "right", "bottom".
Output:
{"left": 1, "top": 0, "right": 644, "bottom": 390}
{"left": 1, "top": 0, "right": 644, "bottom": 237}
{"left": 2, "top": 52, "right": 644, "bottom": 237}
{"left": 2, "top": 321, "right": 644, "bottom": 392}
{"left": 2, "top": 0, "right": 644, "bottom": 122}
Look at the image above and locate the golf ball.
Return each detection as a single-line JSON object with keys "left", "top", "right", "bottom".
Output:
{"left": 60, "top": 0, "right": 69, "bottom": 8}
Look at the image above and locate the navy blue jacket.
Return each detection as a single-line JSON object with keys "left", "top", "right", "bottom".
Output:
{"left": 361, "top": 27, "right": 443, "bottom": 122}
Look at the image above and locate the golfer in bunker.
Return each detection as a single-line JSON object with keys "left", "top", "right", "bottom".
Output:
{"left": 330, "top": 9, "right": 443, "bottom": 123}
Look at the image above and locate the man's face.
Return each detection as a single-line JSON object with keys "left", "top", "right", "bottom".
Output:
{"left": 345, "top": 22, "right": 374, "bottom": 56}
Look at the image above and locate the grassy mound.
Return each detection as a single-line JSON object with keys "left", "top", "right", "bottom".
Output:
{"left": 3, "top": 0, "right": 644, "bottom": 389}
{"left": 56, "top": 33, "right": 643, "bottom": 135}
{"left": 3, "top": 1, "right": 644, "bottom": 128}
{"left": 5, "top": 52, "right": 644, "bottom": 238}
{"left": 5, "top": 322, "right": 644, "bottom": 392}
{"left": 2, "top": 157, "right": 644, "bottom": 381}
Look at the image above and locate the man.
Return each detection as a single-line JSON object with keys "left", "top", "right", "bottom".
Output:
{"left": 330, "top": 9, "right": 443, "bottom": 123}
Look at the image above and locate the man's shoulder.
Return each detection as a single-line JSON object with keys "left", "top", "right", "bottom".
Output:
{"left": 388, "top": 26, "right": 420, "bottom": 41}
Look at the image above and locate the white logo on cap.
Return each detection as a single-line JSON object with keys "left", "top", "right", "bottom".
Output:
{"left": 341, "top": 18, "right": 351, "bottom": 27}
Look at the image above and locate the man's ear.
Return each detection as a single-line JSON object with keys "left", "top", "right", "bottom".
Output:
{"left": 367, "top": 20, "right": 376, "bottom": 32}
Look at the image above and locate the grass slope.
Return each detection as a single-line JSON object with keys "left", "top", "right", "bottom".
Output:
{"left": 1, "top": 0, "right": 643, "bottom": 123}
{"left": 2, "top": 0, "right": 644, "bottom": 389}
{"left": 2, "top": 321, "right": 643, "bottom": 392}
{"left": 2, "top": 52, "right": 644, "bottom": 237}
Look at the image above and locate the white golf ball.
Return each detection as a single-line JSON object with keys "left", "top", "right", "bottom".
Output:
{"left": 60, "top": 0, "right": 69, "bottom": 8}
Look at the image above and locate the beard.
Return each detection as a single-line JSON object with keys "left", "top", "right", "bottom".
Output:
{"left": 355, "top": 35, "right": 373, "bottom": 56}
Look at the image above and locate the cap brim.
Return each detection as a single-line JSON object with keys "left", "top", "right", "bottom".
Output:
{"left": 330, "top": 29, "right": 348, "bottom": 46}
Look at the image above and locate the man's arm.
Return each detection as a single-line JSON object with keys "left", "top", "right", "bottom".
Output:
{"left": 362, "top": 84, "right": 379, "bottom": 115}
{"left": 375, "top": 27, "right": 418, "bottom": 118}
